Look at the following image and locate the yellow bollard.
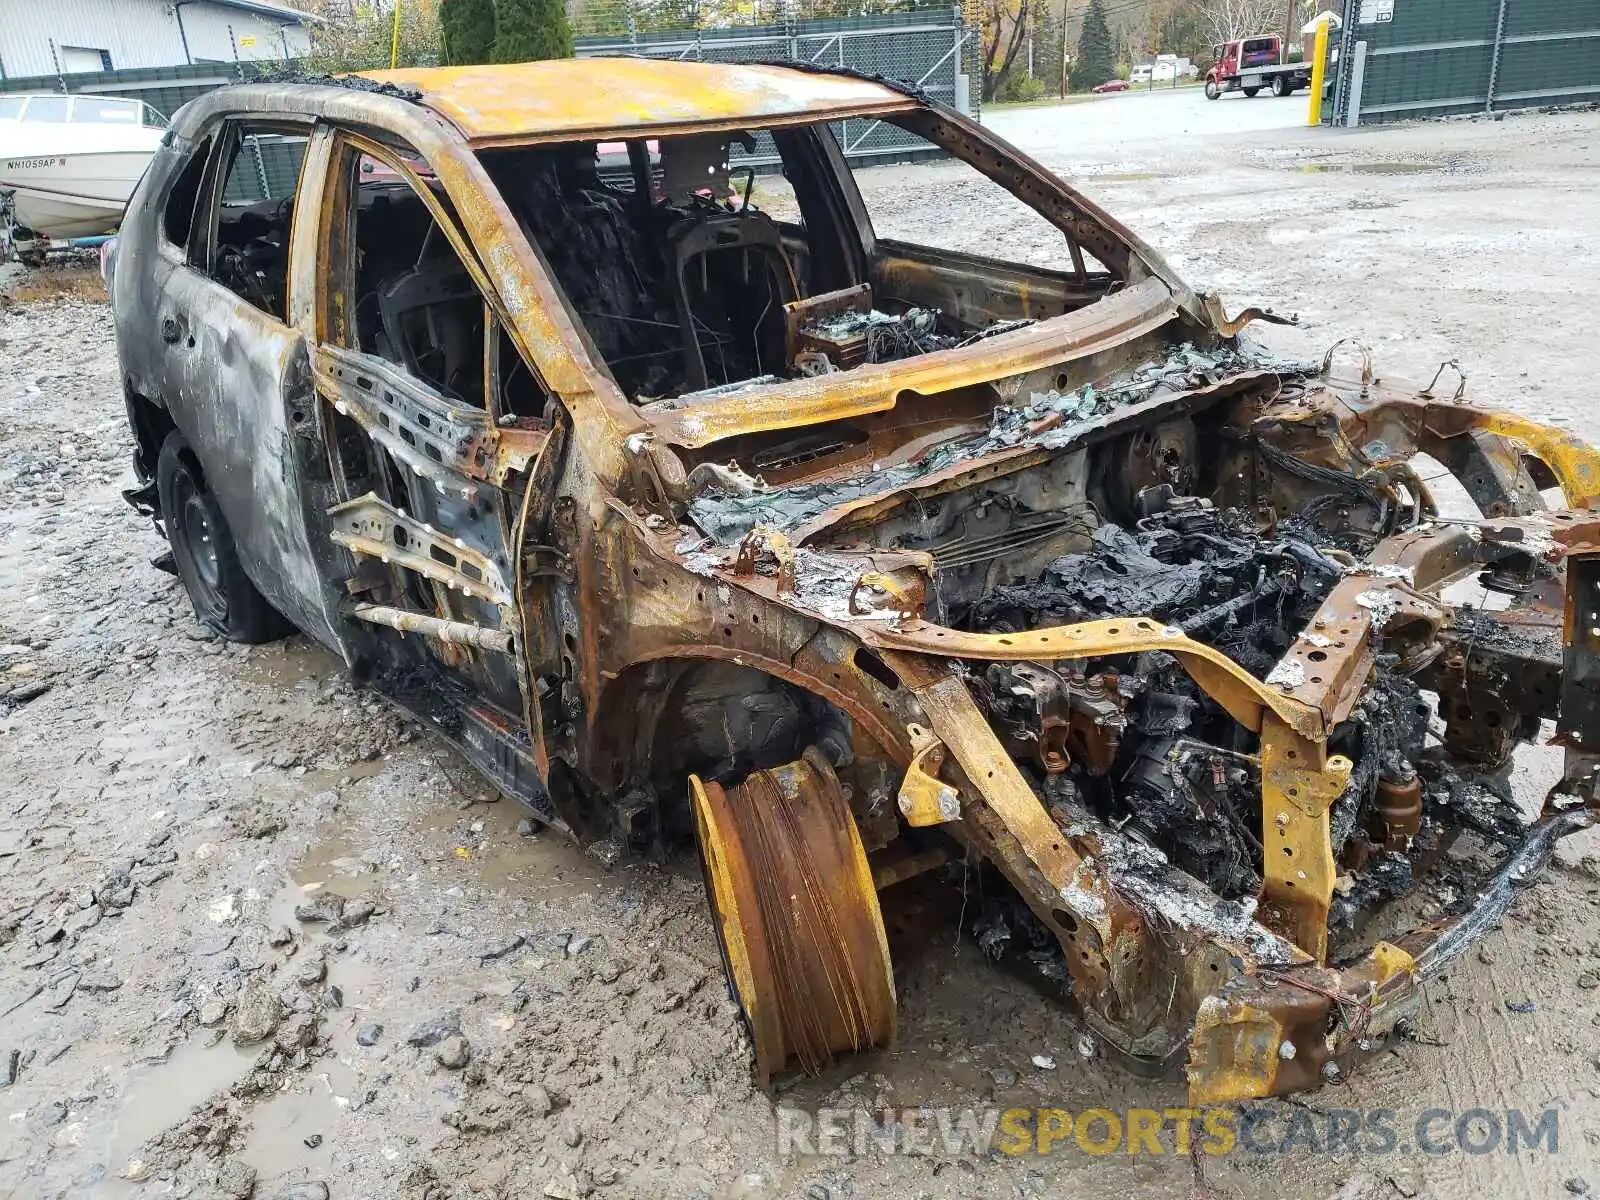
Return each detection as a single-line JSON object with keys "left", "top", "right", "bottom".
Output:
{"left": 1308, "top": 22, "right": 1330, "bottom": 126}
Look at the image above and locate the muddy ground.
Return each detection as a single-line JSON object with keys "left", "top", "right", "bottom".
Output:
{"left": 3, "top": 101, "right": 1600, "bottom": 1200}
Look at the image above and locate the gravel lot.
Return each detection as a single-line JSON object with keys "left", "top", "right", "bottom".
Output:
{"left": 2, "top": 95, "right": 1599, "bottom": 1200}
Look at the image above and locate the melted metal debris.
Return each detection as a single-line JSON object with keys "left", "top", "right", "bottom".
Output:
{"left": 805, "top": 307, "right": 950, "bottom": 362}
{"left": 1079, "top": 829, "right": 1297, "bottom": 965}
{"left": 1264, "top": 658, "right": 1308, "bottom": 689}
{"left": 1359, "top": 563, "right": 1416, "bottom": 582}
{"left": 670, "top": 538, "right": 904, "bottom": 622}
{"left": 1355, "top": 588, "right": 1401, "bottom": 629}
{"left": 260, "top": 70, "right": 424, "bottom": 101}
{"left": 1060, "top": 866, "right": 1110, "bottom": 923}
{"left": 791, "top": 548, "right": 907, "bottom": 621}
{"left": 795, "top": 307, "right": 1038, "bottom": 369}
{"left": 989, "top": 342, "right": 1279, "bottom": 448}
{"left": 1433, "top": 770, "right": 1527, "bottom": 847}
{"left": 1450, "top": 605, "right": 1560, "bottom": 661}
{"left": 672, "top": 375, "right": 782, "bottom": 404}
{"left": 1115, "top": 873, "right": 1295, "bottom": 965}
{"left": 690, "top": 342, "right": 1304, "bottom": 544}
{"left": 1329, "top": 850, "right": 1415, "bottom": 936}
{"left": 801, "top": 308, "right": 1037, "bottom": 364}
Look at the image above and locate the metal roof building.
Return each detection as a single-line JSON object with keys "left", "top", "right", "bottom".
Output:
{"left": 0, "top": 0, "right": 313, "bottom": 80}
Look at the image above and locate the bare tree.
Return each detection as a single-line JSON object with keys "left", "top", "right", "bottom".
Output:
{"left": 982, "top": 0, "right": 1036, "bottom": 101}
{"left": 1197, "top": 0, "right": 1284, "bottom": 46}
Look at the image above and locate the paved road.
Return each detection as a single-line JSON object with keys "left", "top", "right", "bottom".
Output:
{"left": 982, "top": 85, "right": 1314, "bottom": 161}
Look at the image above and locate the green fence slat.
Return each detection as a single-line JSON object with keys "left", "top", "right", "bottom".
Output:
{"left": 1338, "top": 0, "right": 1600, "bottom": 123}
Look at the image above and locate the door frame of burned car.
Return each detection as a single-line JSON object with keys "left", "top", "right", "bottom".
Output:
{"left": 110, "top": 70, "right": 1600, "bottom": 1105}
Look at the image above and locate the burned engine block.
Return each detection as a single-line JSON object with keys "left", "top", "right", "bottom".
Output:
{"left": 962, "top": 493, "right": 1489, "bottom": 935}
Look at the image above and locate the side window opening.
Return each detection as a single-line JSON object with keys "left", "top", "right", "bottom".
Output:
{"left": 346, "top": 149, "right": 484, "bottom": 408}
{"left": 162, "top": 136, "right": 212, "bottom": 249}
{"left": 23, "top": 97, "right": 69, "bottom": 123}
{"left": 206, "top": 123, "right": 310, "bottom": 321}
{"left": 479, "top": 130, "right": 856, "bottom": 403}
{"left": 70, "top": 96, "right": 140, "bottom": 124}
{"left": 491, "top": 320, "right": 548, "bottom": 420}
{"left": 342, "top": 144, "right": 550, "bottom": 420}
{"left": 850, "top": 120, "right": 1109, "bottom": 281}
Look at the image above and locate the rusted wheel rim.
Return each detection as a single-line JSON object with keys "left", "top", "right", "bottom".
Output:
{"left": 691, "top": 747, "right": 896, "bottom": 1084}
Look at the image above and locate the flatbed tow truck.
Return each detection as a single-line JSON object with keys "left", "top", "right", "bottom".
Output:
{"left": 1205, "top": 33, "right": 1311, "bottom": 99}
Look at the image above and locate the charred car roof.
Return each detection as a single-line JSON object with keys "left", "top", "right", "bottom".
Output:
{"left": 360, "top": 59, "right": 920, "bottom": 144}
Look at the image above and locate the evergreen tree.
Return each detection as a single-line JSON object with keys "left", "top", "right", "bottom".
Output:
{"left": 1069, "top": 0, "right": 1115, "bottom": 91}
{"left": 441, "top": 0, "right": 497, "bottom": 66}
{"left": 493, "top": 0, "right": 574, "bottom": 62}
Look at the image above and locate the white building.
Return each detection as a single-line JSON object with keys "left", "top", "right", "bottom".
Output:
{"left": 0, "top": 0, "right": 314, "bottom": 80}
{"left": 1132, "top": 54, "right": 1197, "bottom": 85}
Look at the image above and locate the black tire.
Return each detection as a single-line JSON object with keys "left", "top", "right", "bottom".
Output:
{"left": 1243, "top": 86, "right": 1262, "bottom": 98}
{"left": 1205, "top": 80, "right": 1221, "bottom": 100}
{"left": 1271, "top": 75, "right": 1290, "bottom": 97}
{"left": 156, "top": 432, "right": 292, "bottom": 644}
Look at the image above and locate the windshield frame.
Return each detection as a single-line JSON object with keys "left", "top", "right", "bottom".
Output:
{"left": 468, "top": 104, "right": 1183, "bottom": 450}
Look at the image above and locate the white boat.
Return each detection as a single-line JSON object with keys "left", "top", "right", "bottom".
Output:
{"left": 0, "top": 93, "right": 167, "bottom": 240}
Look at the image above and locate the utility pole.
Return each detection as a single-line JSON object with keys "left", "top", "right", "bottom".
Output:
{"left": 1284, "top": 0, "right": 1298, "bottom": 53}
{"left": 1059, "top": 0, "right": 1071, "bottom": 95}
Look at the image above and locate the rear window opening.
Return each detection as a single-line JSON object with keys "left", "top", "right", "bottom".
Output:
{"left": 478, "top": 117, "right": 1121, "bottom": 405}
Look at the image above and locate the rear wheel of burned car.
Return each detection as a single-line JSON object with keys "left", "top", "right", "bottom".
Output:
{"left": 156, "top": 433, "right": 291, "bottom": 644}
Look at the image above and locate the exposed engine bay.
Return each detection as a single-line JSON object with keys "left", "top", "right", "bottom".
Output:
{"left": 958, "top": 490, "right": 1531, "bottom": 943}
{"left": 970, "top": 499, "right": 1350, "bottom": 904}
{"left": 668, "top": 332, "right": 1595, "bottom": 1056}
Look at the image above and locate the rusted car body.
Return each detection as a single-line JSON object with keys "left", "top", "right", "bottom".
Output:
{"left": 109, "top": 59, "right": 1600, "bottom": 1102}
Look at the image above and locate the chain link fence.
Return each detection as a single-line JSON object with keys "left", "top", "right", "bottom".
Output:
{"left": 574, "top": 5, "right": 978, "bottom": 168}
{"left": 1, "top": 4, "right": 978, "bottom": 184}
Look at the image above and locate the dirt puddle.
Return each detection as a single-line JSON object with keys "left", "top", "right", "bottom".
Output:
{"left": 228, "top": 637, "right": 344, "bottom": 691}
{"left": 235, "top": 1058, "right": 362, "bottom": 1192}
{"left": 412, "top": 799, "right": 605, "bottom": 898}
{"left": 266, "top": 812, "right": 385, "bottom": 934}
{"left": 1296, "top": 160, "right": 1445, "bottom": 175}
{"left": 96, "top": 1037, "right": 256, "bottom": 1196}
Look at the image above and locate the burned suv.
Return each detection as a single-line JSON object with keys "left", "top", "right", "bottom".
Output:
{"left": 110, "top": 60, "right": 1600, "bottom": 1101}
